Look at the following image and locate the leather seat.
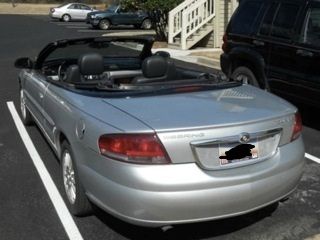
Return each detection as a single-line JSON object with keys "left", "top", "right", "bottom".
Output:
{"left": 64, "top": 53, "right": 106, "bottom": 83}
{"left": 132, "top": 55, "right": 177, "bottom": 84}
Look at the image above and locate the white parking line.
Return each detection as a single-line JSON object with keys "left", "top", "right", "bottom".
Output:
{"left": 66, "top": 26, "right": 89, "bottom": 29}
{"left": 51, "top": 22, "right": 86, "bottom": 26}
{"left": 305, "top": 153, "right": 320, "bottom": 164}
{"left": 77, "top": 29, "right": 105, "bottom": 33}
{"left": 7, "top": 102, "right": 83, "bottom": 240}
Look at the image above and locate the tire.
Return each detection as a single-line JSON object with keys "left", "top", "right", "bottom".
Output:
{"left": 231, "top": 66, "right": 260, "bottom": 87}
{"left": 141, "top": 18, "right": 152, "bottom": 30}
{"left": 20, "top": 89, "right": 33, "bottom": 125}
{"left": 61, "top": 141, "right": 92, "bottom": 216}
{"left": 62, "top": 14, "right": 71, "bottom": 22}
{"left": 99, "top": 19, "right": 110, "bottom": 30}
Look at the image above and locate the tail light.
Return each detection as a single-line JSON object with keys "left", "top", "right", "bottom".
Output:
{"left": 98, "top": 134, "right": 171, "bottom": 164}
{"left": 50, "top": 8, "right": 55, "bottom": 13}
{"left": 291, "top": 112, "right": 302, "bottom": 141}
{"left": 222, "top": 33, "right": 228, "bottom": 52}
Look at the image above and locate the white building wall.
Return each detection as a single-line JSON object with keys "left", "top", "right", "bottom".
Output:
{"left": 213, "top": 0, "right": 238, "bottom": 47}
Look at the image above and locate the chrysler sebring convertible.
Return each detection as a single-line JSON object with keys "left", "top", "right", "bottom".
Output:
{"left": 14, "top": 37, "right": 305, "bottom": 227}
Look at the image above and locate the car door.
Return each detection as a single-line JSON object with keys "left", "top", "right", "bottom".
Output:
{"left": 254, "top": 1, "right": 279, "bottom": 74}
{"left": 67, "top": 4, "right": 81, "bottom": 20}
{"left": 291, "top": 2, "right": 320, "bottom": 106}
{"left": 79, "top": 4, "right": 92, "bottom": 20}
{"left": 266, "top": 2, "right": 305, "bottom": 97}
{"left": 114, "top": 7, "right": 138, "bottom": 25}
{"left": 23, "top": 71, "right": 49, "bottom": 128}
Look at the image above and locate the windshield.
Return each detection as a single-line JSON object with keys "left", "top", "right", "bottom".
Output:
{"left": 106, "top": 5, "right": 118, "bottom": 12}
{"left": 45, "top": 40, "right": 145, "bottom": 62}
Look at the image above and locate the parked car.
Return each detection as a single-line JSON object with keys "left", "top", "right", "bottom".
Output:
{"left": 49, "top": 3, "right": 97, "bottom": 22}
{"left": 221, "top": 0, "right": 320, "bottom": 108}
{"left": 86, "top": 5, "right": 152, "bottom": 30}
{"left": 14, "top": 36, "right": 304, "bottom": 227}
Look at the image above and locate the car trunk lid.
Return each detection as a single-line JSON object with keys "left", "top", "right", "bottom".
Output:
{"left": 103, "top": 85, "right": 297, "bottom": 167}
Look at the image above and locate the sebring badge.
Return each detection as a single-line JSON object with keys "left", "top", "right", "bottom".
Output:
{"left": 240, "top": 133, "right": 250, "bottom": 143}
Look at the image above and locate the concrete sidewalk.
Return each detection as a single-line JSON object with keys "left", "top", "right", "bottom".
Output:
{"left": 152, "top": 47, "right": 221, "bottom": 69}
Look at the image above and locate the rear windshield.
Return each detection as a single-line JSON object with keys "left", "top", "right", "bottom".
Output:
{"left": 57, "top": 3, "right": 69, "bottom": 8}
{"left": 228, "top": 0, "right": 264, "bottom": 34}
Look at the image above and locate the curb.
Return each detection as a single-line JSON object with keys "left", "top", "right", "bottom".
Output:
{"left": 102, "top": 30, "right": 155, "bottom": 37}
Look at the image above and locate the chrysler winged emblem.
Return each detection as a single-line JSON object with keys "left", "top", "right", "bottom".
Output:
{"left": 240, "top": 133, "right": 250, "bottom": 143}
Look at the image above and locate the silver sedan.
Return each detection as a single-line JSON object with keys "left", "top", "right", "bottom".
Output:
{"left": 49, "top": 3, "right": 96, "bottom": 22}
{"left": 14, "top": 37, "right": 305, "bottom": 227}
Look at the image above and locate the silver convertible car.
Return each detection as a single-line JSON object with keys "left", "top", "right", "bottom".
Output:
{"left": 15, "top": 37, "right": 305, "bottom": 227}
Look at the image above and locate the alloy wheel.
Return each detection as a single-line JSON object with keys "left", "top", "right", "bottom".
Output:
{"left": 20, "top": 90, "right": 27, "bottom": 119}
{"left": 62, "top": 150, "right": 76, "bottom": 204}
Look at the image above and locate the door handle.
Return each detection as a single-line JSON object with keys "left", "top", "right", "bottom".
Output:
{"left": 253, "top": 40, "right": 265, "bottom": 46}
{"left": 296, "top": 49, "right": 313, "bottom": 57}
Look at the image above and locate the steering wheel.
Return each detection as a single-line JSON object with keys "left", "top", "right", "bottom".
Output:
{"left": 57, "top": 61, "right": 69, "bottom": 81}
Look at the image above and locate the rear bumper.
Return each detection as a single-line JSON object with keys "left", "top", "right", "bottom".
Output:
{"left": 78, "top": 137, "right": 305, "bottom": 227}
{"left": 49, "top": 12, "right": 61, "bottom": 19}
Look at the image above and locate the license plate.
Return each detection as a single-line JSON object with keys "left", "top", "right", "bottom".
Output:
{"left": 219, "top": 141, "right": 259, "bottom": 165}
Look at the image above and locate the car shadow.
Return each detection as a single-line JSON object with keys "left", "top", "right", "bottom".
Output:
{"left": 93, "top": 202, "right": 279, "bottom": 239}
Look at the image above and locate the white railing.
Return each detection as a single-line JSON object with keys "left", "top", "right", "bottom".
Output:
{"left": 168, "top": 0, "right": 199, "bottom": 44}
{"left": 181, "top": 0, "right": 215, "bottom": 49}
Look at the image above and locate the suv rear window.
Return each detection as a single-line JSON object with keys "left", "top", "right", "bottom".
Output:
{"left": 228, "top": 0, "right": 263, "bottom": 35}
{"left": 270, "top": 3, "right": 300, "bottom": 39}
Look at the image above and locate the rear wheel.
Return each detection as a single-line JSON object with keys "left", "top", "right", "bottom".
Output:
{"left": 231, "top": 66, "right": 260, "bottom": 87}
{"left": 20, "top": 89, "right": 33, "bottom": 125}
{"left": 61, "top": 14, "right": 71, "bottom": 22}
{"left": 61, "top": 141, "right": 92, "bottom": 216}
{"left": 141, "top": 18, "right": 152, "bottom": 30}
{"left": 99, "top": 19, "right": 110, "bottom": 30}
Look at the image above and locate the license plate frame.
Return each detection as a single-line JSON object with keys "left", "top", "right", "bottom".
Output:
{"left": 219, "top": 140, "right": 259, "bottom": 165}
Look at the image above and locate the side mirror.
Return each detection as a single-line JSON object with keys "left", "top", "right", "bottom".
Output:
{"left": 14, "top": 57, "right": 33, "bottom": 69}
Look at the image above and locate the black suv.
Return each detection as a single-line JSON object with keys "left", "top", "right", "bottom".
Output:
{"left": 221, "top": 0, "right": 320, "bottom": 107}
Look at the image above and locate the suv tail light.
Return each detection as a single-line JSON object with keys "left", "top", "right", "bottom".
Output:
{"left": 98, "top": 134, "right": 171, "bottom": 164}
{"left": 222, "top": 33, "right": 228, "bottom": 52}
{"left": 291, "top": 112, "right": 302, "bottom": 141}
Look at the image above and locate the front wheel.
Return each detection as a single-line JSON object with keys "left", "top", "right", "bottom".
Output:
{"left": 231, "top": 66, "right": 260, "bottom": 87}
{"left": 141, "top": 18, "right": 152, "bottom": 30}
{"left": 99, "top": 19, "right": 110, "bottom": 30}
{"left": 61, "top": 141, "right": 92, "bottom": 216}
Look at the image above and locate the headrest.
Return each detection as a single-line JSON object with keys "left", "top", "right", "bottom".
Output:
{"left": 65, "top": 65, "right": 81, "bottom": 83}
{"left": 154, "top": 51, "right": 171, "bottom": 58}
{"left": 78, "top": 53, "right": 104, "bottom": 75}
{"left": 142, "top": 56, "right": 168, "bottom": 78}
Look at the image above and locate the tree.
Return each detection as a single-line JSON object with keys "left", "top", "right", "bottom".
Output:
{"left": 121, "top": 0, "right": 183, "bottom": 41}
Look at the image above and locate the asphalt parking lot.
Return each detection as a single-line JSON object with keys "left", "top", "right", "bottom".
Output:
{"left": 0, "top": 14, "right": 320, "bottom": 240}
